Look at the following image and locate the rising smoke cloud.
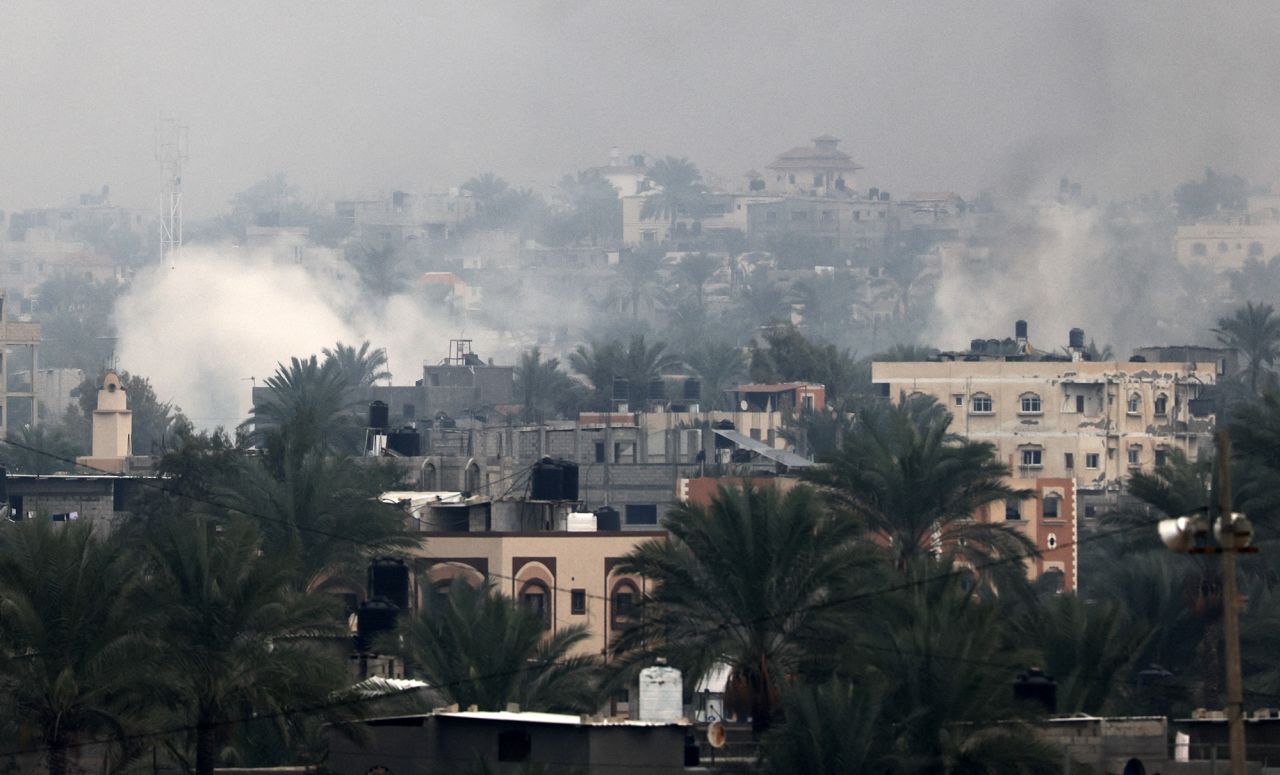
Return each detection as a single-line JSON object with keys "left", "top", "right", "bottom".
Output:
{"left": 114, "top": 245, "right": 500, "bottom": 429}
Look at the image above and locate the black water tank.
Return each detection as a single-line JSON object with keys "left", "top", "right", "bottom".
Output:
{"left": 369, "top": 401, "right": 389, "bottom": 430}
{"left": 970, "top": 339, "right": 985, "bottom": 353}
{"left": 1069, "top": 328, "right": 1085, "bottom": 349}
{"left": 558, "top": 460, "right": 579, "bottom": 501}
{"left": 531, "top": 458, "right": 563, "bottom": 501}
{"left": 387, "top": 428, "right": 421, "bottom": 456}
{"left": 647, "top": 379, "right": 665, "bottom": 400}
{"left": 596, "top": 506, "right": 621, "bottom": 531}
{"left": 368, "top": 558, "right": 410, "bottom": 610}
{"left": 356, "top": 597, "right": 399, "bottom": 653}
{"left": 1013, "top": 668, "right": 1057, "bottom": 713}
{"left": 612, "top": 377, "right": 629, "bottom": 400}
{"left": 683, "top": 379, "right": 702, "bottom": 400}
{"left": 1015, "top": 320, "right": 1028, "bottom": 340}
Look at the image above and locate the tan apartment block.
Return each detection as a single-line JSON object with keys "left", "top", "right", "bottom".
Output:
{"left": 408, "top": 531, "right": 665, "bottom": 660}
{"left": 872, "top": 359, "right": 1215, "bottom": 493}
{"left": 980, "top": 477, "right": 1078, "bottom": 592}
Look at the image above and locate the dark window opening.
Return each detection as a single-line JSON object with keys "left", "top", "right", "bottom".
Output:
{"left": 571, "top": 589, "right": 586, "bottom": 615}
{"left": 498, "top": 729, "right": 532, "bottom": 762}
{"left": 1005, "top": 499, "right": 1021, "bottom": 520}
{"left": 594, "top": 441, "right": 606, "bottom": 463}
{"left": 1064, "top": 453, "right": 1074, "bottom": 469}
{"left": 1044, "top": 495, "right": 1060, "bottom": 519}
{"left": 1075, "top": 395, "right": 1085, "bottom": 413}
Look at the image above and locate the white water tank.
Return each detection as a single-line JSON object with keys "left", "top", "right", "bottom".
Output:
{"left": 566, "top": 512, "right": 597, "bottom": 532}
{"left": 638, "top": 661, "right": 683, "bottom": 722}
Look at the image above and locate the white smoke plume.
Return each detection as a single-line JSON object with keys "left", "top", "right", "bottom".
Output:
{"left": 114, "top": 245, "right": 501, "bottom": 430}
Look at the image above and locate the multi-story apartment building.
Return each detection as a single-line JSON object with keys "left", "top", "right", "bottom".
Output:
{"left": 872, "top": 324, "right": 1218, "bottom": 507}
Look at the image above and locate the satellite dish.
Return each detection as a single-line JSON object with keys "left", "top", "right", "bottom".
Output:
{"left": 707, "top": 720, "right": 726, "bottom": 749}
{"left": 739, "top": 399, "right": 749, "bottom": 411}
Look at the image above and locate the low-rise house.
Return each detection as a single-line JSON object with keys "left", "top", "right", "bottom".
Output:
{"left": 328, "top": 710, "right": 691, "bottom": 775}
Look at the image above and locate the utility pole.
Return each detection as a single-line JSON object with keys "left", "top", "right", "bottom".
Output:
{"left": 1156, "top": 429, "right": 1254, "bottom": 775}
{"left": 1217, "top": 430, "right": 1246, "bottom": 775}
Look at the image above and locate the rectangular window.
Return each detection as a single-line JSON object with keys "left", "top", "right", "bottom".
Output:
{"left": 1155, "top": 449, "right": 1167, "bottom": 467}
{"left": 1128, "top": 446, "right": 1141, "bottom": 466}
{"left": 594, "top": 441, "right": 606, "bottom": 463}
{"left": 1020, "top": 395, "right": 1042, "bottom": 414}
{"left": 642, "top": 230, "right": 655, "bottom": 242}
{"left": 1021, "top": 448, "right": 1042, "bottom": 467}
{"left": 813, "top": 175, "right": 824, "bottom": 187}
{"left": 766, "top": 211, "right": 778, "bottom": 222}
{"left": 953, "top": 394, "right": 964, "bottom": 407}
{"left": 971, "top": 395, "right": 992, "bottom": 414}
{"left": 821, "top": 210, "right": 835, "bottom": 222}
{"left": 1064, "top": 453, "right": 1074, "bottom": 469}
{"left": 402, "top": 403, "right": 415, "bottom": 420}
{"left": 791, "top": 211, "right": 809, "bottom": 221}
{"left": 1005, "top": 499, "right": 1021, "bottom": 520}
{"left": 571, "top": 589, "right": 587, "bottom": 615}
{"left": 1086, "top": 453, "right": 1100, "bottom": 469}
{"left": 625, "top": 504, "right": 658, "bottom": 525}
{"left": 1075, "top": 395, "right": 1085, "bottom": 413}
{"left": 498, "top": 730, "right": 532, "bottom": 762}
{"left": 1044, "top": 496, "right": 1060, "bottom": 518}
{"left": 750, "top": 428, "right": 761, "bottom": 441}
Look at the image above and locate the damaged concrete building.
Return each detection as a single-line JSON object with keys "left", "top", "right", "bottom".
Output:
{"left": 872, "top": 321, "right": 1219, "bottom": 518}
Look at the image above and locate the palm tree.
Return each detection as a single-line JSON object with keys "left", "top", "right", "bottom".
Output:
{"left": 143, "top": 517, "right": 345, "bottom": 775}
{"left": 804, "top": 394, "right": 1036, "bottom": 585}
{"left": 611, "top": 484, "right": 876, "bottom": 736}
{"left": 674, "top": 253, "right": 720, "bottom": 311}
{"left": 620, "top": 335, "right": 681, "bottom": 405}
{"left": 873, "top": 343, "right": 940, "bottom": 362}
{"left": 861, "top": 573, "right": 1063, "bottom": 774}
{"left": 681, "top": 342, "right": 746, "bottom": 411}
{"left": 570, "top": 335, "right": 679, "bottom": 407}
{"left": 0, "top": 519, "right": 155, "bottom": 775}
{"left": 395, "top": 580, "right": 600, "bottom": 713}
{"left": 323, "top": 341, "right": 391, "bottom": 389}
{"left": 3, "top": 424, "right": 82, "bottom": 474}
{"left": 242, "top": 356, "right": 355, "bottom": 464}
{"left": 608, "top": 249, "right": 665, "bottom": 320}
{"left": 515, "top": 347, "right": 579, "bottom": 423}
{"left": 757, "top": 679, "right": 892, "bottom": 775}
{"left": 223, "top": 454, "right": 414, "bottom": 594}
{"left": 639, "top": 156, "right": 703, "bottom": 229}
{"left": 1214, "top": 301, "right": 1280, "bottom": 394}
{"left": 570, "top": 339, "right": 624, "bottom": 409}
{"left": 461, "top": 172, "right": 510, "bottom": 208}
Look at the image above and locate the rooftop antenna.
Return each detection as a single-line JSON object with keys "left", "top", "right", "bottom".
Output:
{"left": 155, "top": 117, "right": 188, "bottom": 268}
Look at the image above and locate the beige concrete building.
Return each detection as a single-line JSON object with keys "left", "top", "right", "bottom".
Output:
{"left": 872, "top": 355, "right": 1216, "bottom": 495}
{"left": 1174, "top": 219, "right": 1280, "bottom": 271}
{"left": 983, "top": 476, "right": 1078, "bottom": 592}
{"left": 0, "top": 293, "right": 40, "bottom": 433}
{"left": 407, "top": 531, "right": 663, "bottom": 665}
{"left": 765, "top": 135, "right": 862, "bottom": 195}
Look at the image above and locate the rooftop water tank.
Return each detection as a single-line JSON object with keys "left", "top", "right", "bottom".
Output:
{"left": 566, "top": 512, "right": 597, "bottom": 532}
{"left": 638, "top": 660, "right": 684, "bottom": 722}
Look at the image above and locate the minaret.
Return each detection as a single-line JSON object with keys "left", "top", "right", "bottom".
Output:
{"left": 77, "top": 371, "right": 133, "bottom": 473}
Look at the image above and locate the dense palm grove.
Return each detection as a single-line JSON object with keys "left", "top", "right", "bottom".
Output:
{"left": 5, "top": 303, "right": 1280, "bottom": 775}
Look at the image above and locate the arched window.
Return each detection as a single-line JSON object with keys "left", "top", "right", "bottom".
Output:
{"left": 1041, "top": 567, "right": 1064, "bottom": 593}
{"left": 970, "top": 393, "right": 993, "bottom": 414}
{"left": 520, "top": 580, "right": 551, "bottom": 629}
{"left": 1192, "top": 242, "right": 1207, "bottom": 257}
{"left": 465, "top": 463, "right": 481, "bottom": 494}
{"left": 611, "top": 580, "right": 640, "bottom": 629}
{"left": 1019, "top": 393, "right": 1042, "bottom": 414}
{"left": 422, "top": 463, "right": 438, "bottom": 490}
{"left": 1043, "top": 494, "right": 1061, "bottom": 519}
{"left": 1154, "top": 393, "right": 1168, "bottom": 416}
{"left": 1127, "top": 393, "right": 1141, "bottom": 414}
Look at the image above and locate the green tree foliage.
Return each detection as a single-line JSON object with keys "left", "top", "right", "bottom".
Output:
{"left": 514, "top": 347, "right": 581, "bottom": 422}
{"left": 749, "top": 322, "right": 870, "bottom": 405}
{"left": 611, "top": 485, "right": 877, "bottom": 736}
{"left": 243, "top": 356, "right": 355, "bottom": 465}
{"left": 30, "top": 274, "right": 120, "bottom": 374}
{"left": 569, "top": 334, "right": 680, "bottom": 408}
{"left": 639, "top": 156, "right": 703, "bottom": 228}
{"left": 804, "top": 395, "right": 1036, "bottom": 590}
{"left": 0, "top": 520, "right": 155, "bottom": 775}
{"left": 1214, "top": 301, "right": 1280, "bottom": 395}
{"left": 141, "top": 517, "right": 346, "bottom": 775}
{"left": 395, "top": 580, "right": 600, "bottom": 713}
{"left": 681, "top": 342, "right": 746, "bottom": 411}
{"left": 323, "top": 341, "right": 392, "bottom": 389}
{"left": 555, "top": 171, "right": 622, "bottom": 245}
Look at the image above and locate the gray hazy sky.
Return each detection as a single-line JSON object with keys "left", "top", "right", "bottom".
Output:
{"left": 5, "top": 1, "right": 1280, "bottom": 217}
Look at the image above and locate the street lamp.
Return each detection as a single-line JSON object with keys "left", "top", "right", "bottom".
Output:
{"left": 1156, "top": 431, "right": 1257, "bottom": 775}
